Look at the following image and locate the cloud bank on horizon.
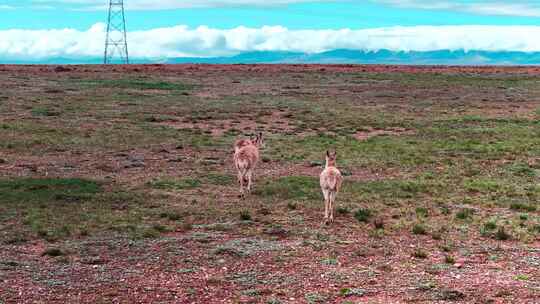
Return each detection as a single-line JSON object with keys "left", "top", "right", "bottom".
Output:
{"left": 2, "top": 23, "right": 540, "bottom": 60}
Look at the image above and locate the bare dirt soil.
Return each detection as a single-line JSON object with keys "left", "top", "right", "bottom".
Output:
{"left": 0, "top": 64, "right": 539, "bottom": 303}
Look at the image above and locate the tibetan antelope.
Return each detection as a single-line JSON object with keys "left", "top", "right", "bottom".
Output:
{"left": 234, "top": 138, "right": 253, "bottom": 153}
{"left": 320, "top": 150, "right": 343, "bottom": 225}
{"left": 233, "top": 132, "right": 264, "bottom": 197}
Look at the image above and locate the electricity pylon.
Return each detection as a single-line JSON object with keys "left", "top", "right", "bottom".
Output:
{"left": 104, "top": 0, "right": 129, "bottom": 64}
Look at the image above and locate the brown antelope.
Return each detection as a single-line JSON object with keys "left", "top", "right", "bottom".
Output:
{"left": 233, "top": 138, "right": 253, "bottom": 153}
{"left": 320, "top": 150, "right": 343, "bottom": 225}
{"left": 233, "top": 132, "right": 264, "bottom": 197}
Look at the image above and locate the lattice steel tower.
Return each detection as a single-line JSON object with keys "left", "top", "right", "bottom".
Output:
{"left": 104, "top": 0, "right": 129, "bottom": 64}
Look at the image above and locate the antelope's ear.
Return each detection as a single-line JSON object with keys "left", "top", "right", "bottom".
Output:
{"left": 326, "top": 150, "right": 330, "bottom": 157}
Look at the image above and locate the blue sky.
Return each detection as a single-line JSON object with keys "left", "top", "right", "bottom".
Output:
{"left": 2, "top": 1, "right": 540, "bottom": 60}
{"left": 2, "top": 1, "right": 540, "bottom": 30}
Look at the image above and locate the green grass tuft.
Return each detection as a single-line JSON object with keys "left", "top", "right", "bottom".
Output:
{"left": 509, "top": 202, "right": 537, "bottom": 212}
{"left": 354, "top": 208, "right": 372, "bottom": 223}
{"left": 412, "top": 223, "right": 427, "bottom": 235}
{"left": 240, "top": 210, "right": 252, "bottom": 221}
{"left": 495, "top": 226, "right": 511, "bottom": 240}
{"left": 455, "top": 208, "right": 475, "bottom": 220}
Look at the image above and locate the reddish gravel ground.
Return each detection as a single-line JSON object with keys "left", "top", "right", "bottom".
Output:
{"left": 0, "top": 64, "right": 539, "bottom": 304}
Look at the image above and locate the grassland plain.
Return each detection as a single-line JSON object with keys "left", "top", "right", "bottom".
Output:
{"left": 0, "top": 64, "right": 539, "bottom": 303}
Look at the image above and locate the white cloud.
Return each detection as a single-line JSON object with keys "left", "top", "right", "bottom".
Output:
{"left": 375, "top": 0, "right": 540, "bottom": 17}
{"left": 2, "top": 23, "right": 540, "bottom": 60}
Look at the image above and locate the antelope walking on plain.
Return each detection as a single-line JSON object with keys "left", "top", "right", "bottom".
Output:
{"left": 233, "top": 132, "right": 264, "bottom": 198}
{"left": 320, "top": 150, "right": 343, "bottom": 225}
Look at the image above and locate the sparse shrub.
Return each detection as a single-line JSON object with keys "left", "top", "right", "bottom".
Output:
{"left": 369, "top": 228, "right": 385, "bottom": 238}
{"left": 440, "top": 243, "right": 453, "bottom": 252}
{"left": 316, "top": 233, "right": 330, "bottom": 242}
{"left": 412, "top": 223, "right": 427, "bottom": 235}
{"left": 412, "top": 248, "right": 428, "bottom": 259}
{"left": 240, "top": 210, "right": 252, "bottom": 221}
{"left": 287, "top": 202, "right": 297, "bottom": 210}
{"left": 354, "top": 208, "right": 372, "bottom": 223}
{"left": 321, "top": 258, "right": 338, "bottom": 265}
{"left": 416, "top": 281, "right": 436, "bottom": 291}
{"left": 180, "top": 222, "right": 193, "bottom": 231}
{"left": 41, "top": 248, "right": 64, "bottom": 257}
{"left": 263, "top": 224, "right": 288, "bottom": 237}
{"left": 341, "top": 169, "right": 353, "bottom": 177}
{"left": 144, "top": 115, "right": 175, "bottom": 123}
{"left": 484, "top": 220, "right": 497, "bottom": 231}
{"left": 431, "top": 232, "right": 442, "bottom": 240}
{"left": 415, "top": 207, "right": 429, "bottom": 217}
{"left": 340, "top": 288, "right": 366, "bottom": 297}
{"left": 141, "top": 227, "right": 161, "bottom": 239}
{"left": 440, "top": 206, "right": 451, "bottom": 215}
{"left": 509, "top": 202, "right": 536, "bottom": 212}
{"left": 495, "top": 226, "right": 511, "bottom": 240}
{"left": 337, "top": 206, "right": 350, "bottom": 215}
{"left": 444, "top": 255, "right": 455, "bottom": 264}
{"left": 373, "top": 218, "right": 384, "bottom": 230}
{"left": 37, "top": 229, "right": 49, "bottom": 238}
{"left": 152, "top": 223, "right": 168, "bottom": 232}
{"left": 432, "top": 226, "right": 447, "bottom": 240}
{"left": 480, "top": 220, "right": 498, "bottom": 237}
{"left": 160, "top": 211, "right": 181, "bottom": 221}
{"left": 515, "top": 274, "right": 529, "bottom": 281}
{"left": 79, "top": 228, "right": 89, "bottom": 237}
{"left": 455, "top": 208, "right": 474, "bottom": 220}
{"left": 519, "top": 214, "right": 528, "bottom": 221}
{"left": 168, "top": 212, "right": 182, "bottom": 221}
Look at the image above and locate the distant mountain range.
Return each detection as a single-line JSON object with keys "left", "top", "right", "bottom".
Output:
{"left": 4, "top": 49, "right": 540, "bottom": 65}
